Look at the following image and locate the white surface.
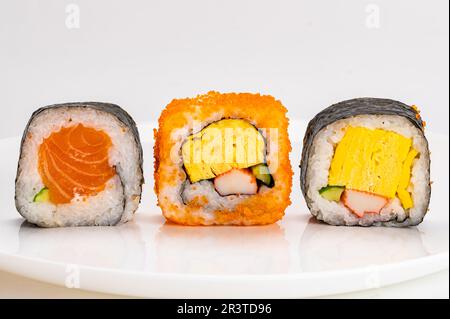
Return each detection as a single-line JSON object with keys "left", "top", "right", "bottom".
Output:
{"left": 0, "top": 122, "right": 448, "bottom": 298}
{"left": 1, "top": 269, "right": 448, "bottom": 299}
{"left": 0, "top": 0, "right": 448, "bottom": 140}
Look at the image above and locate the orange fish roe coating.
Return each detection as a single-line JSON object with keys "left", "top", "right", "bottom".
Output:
{"left": 154, "top": 91, "right": 293, "bottom": 225}
{"left": 411, "top": 104, "right": 426, "bottom": 130}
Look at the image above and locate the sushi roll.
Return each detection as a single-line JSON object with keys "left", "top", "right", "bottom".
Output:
{"left": 154, "top": 91, "right": 293, "bottom": 225}
{"left": 300, "top": 98, "right": 430, "bottom": 227}
{"left": 15, "top": 102, "right": 144, "bottom": 227}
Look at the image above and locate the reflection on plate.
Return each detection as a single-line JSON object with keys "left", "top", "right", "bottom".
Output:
{"left": 19, "top": 221, "right": 146, "bottom": 270}
{"left": 299, "top": 218, "right": 428, "bottom": 271}
{"left": 156, "top": 223, "right": 289, "bottom": 274}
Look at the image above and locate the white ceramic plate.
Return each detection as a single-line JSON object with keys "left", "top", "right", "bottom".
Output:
{"left": 0, "top": 121, "right": 448, "bottom": 298}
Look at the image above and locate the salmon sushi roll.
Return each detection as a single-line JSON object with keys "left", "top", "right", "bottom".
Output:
{"left": 154, "top": 91, "right": 293, "bottom": 225}
{"left": 15, "top": 102, "right": 144, "bottom": 227}
{"left": 300, "top": 98, "right": 431, "bottom": 227}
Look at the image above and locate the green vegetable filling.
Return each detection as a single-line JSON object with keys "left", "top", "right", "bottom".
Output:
{"left": 33, "top": 187, "right": 50, "bottom": 203}
{"left": 251, "top": 164, "right": 274, "bottom": 187}
{"left": 319, "top": 185, "right": 345, "bottom": 202}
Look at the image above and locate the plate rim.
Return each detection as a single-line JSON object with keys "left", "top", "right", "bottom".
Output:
{"left": 1, "top": 250, "right": 448, "bottom": 298}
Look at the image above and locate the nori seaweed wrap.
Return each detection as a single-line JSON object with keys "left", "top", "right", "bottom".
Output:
{"left": 15, "top": 102, "right": 144, "bottom": 227}
{"left": 300, "top": 98, "right": 430, "bottom": 226}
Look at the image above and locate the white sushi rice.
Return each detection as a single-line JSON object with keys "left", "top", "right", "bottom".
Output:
{"left": 305, "top": 115, "right": 430, "bottom": 226}
{"left": 15, "top": 106, "right": 142, "bottom": 227}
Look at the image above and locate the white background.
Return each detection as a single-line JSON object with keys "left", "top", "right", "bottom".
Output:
{"left": 0, "top": 0, "right": 448, "bottom": 138}
{"left": 0, "top": 0, "right": 448, "bottom": 298}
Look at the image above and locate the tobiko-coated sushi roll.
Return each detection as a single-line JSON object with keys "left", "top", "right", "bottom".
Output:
{"left": 300, "top": 98, "right": 431, "bottom": 227}
{"left": 15, "top": 102, "right": 144, "bottom": 227}
{"left": 154, "top": 92, "right": 293, "bottom": 225}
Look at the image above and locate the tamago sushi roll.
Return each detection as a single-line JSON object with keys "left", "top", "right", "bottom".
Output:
{"left": 154, "top": 92, "right": 292, "bottom": 225}
{"left": 300, "top": 98, "right": 431, "bottom": 227}
{"left": 15, "top": 102, "right": 144, "bottom": 227}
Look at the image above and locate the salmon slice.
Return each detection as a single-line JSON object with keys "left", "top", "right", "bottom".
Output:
{"left": 38, "top": 124, "right": 115, "bottom": 204}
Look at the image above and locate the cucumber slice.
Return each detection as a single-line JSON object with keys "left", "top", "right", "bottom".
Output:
{"left": 33, "top": 188, "right": 50, "bottom": 203}
{"left": 251, "top": 164, "right": 274, "bottom": 187}
{"left": 319, "top": 185, "right": 345, "bottom": 202}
